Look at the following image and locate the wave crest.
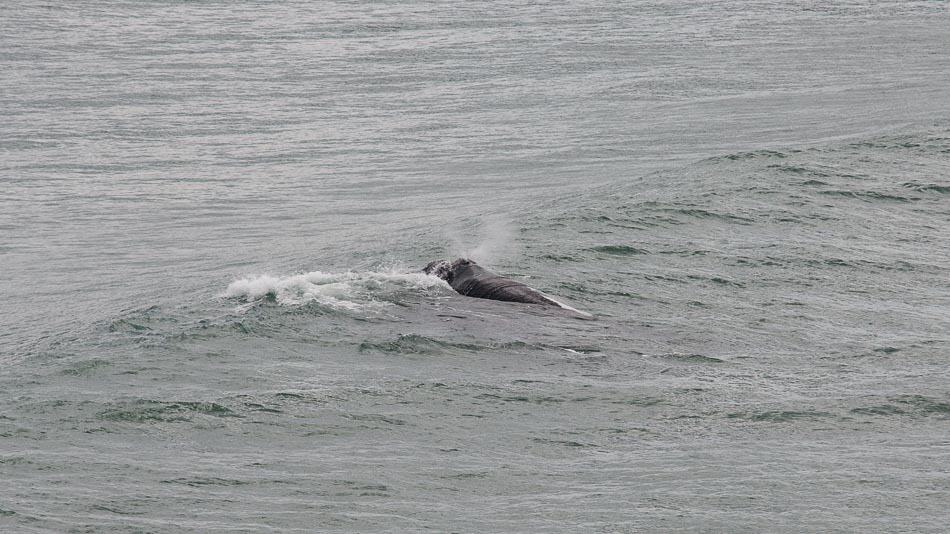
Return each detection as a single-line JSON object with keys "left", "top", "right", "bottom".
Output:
{"left": 222, "top": 270, "right": 449, "bottom": 311}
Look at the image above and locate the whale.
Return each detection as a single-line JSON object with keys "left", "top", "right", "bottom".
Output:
{"left": 423, "top": 258, "right": 591, "bottom": 317}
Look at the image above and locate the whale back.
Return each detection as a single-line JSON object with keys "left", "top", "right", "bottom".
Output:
{"left": 448, "top": 260, "right": 559, "bottom": 306}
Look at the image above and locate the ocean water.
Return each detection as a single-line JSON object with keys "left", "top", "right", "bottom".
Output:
{"left": 2, "top": 1, "right": 950, "bottom": 532}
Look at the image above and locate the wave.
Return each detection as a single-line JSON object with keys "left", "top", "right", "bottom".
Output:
{"left": 222, "top": 269, "right": 449, "bottom": 311}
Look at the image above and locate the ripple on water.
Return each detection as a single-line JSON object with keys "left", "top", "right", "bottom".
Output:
{"left": 851, "top": 395, "right": 950, "bottom": 418}
{"left": 655, "top": 353, "right": 726, "bottom": 364}
{"left": 726, "top": 410, "right": 835, "bottom": 423}
{"left": 817, "top": 190, "right": 915, "bottom": 202}
{"left": 59, "top": 358, "right": 113, "bottom": 376}
{"left": 715, "top": 149, "right": 790, "bottom": 161}
{"left": 358, "top": 334, "right": 533, "bottom": 355}
{"left": 161, "top": 477, "right": 250, "bottom": 487}
{"left": 97, "top": 400, "right": 240, "bottom": 424}
{"left": 588, "top": 245, "right": 651, "bottom": 256}
{"left": 902, "top": 182, "right": 950, "bottom": 194}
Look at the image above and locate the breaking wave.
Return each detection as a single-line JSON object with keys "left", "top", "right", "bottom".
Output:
{"left": 222, "top": 269, "right": 449, "bottom": 311}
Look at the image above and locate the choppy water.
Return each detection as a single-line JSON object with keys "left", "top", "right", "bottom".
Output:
{"left": 2, "top": 1, "right": 950, "bottom": 532}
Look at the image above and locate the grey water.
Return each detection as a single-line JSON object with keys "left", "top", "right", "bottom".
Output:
{"left": 2, "top": 1, "right": 950, "bottom": 532}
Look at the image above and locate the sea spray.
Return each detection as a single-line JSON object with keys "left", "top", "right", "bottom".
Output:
{"left": 448, "top": 215, "right": 521, "bottom": 266}
{"left": 222, "top": 270, "right": 449, "bottom": 311}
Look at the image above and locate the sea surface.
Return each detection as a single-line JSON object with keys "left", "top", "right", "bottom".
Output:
{"left": 2, "top": 1, "right": 950, "bottom": 532}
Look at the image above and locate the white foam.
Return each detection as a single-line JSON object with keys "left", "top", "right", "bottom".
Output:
{"left": 223, "top": 269, "right": 449, "bottom": 312}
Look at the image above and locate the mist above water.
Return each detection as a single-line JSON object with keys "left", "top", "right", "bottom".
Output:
{"left": 447, "top": 215, "right": 521, "bottom": 267}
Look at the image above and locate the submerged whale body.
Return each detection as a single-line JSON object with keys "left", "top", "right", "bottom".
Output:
{"left": 423, "top": 258, "right": 591, "bottom": 317}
